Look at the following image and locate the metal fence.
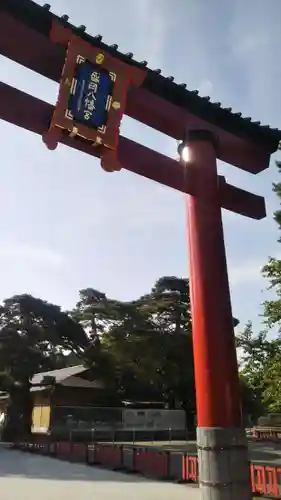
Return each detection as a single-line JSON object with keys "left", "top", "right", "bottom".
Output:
{"left": 51, "top": 427, "right": 188, "bottom": 443}
{"left": 49, "top": 405, "right": 187, "bottom": 442}
{"left": 13, "top": 440, "right": 281, "bottom": 498}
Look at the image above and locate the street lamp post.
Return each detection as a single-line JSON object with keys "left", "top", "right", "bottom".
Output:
{"left": 179, "top": 130, "right": 251, "bottom": 500}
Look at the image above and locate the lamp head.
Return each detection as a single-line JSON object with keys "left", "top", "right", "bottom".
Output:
{"left": 177, "top": 141, "right": 190, "bottom": 163}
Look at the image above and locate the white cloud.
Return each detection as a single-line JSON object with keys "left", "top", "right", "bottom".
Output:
{"left": 228, "top": 0, "right": 281, "bottom": 126}
{"left": 131, "top": 0, "right": 169, "bottom": 67}
{"left": 198, "top": 79, "right": 213, "bottom": 96}
{"left": 231, "top": 32, "right": 269, "bottom": 58}
{"left": 0, "top": 242, "right": 64, "bottom": 269}
{"left": 228, "top": 259, "right": 264, "bottom": 288}
{"left": 34, "top": 0, "right": 169, "bottom": 67}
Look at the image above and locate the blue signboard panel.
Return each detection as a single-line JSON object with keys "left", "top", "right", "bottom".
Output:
{"left": 68, "top": 60, "right": 113, "bottom": 129}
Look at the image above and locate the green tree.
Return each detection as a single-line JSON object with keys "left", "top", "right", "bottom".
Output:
{"left": 259, "top": 159, "right": 281, "bottom": 412}
{"left": 239, "top": 375, "right": 263, "bottom": 426}
{"left": 74, "top": 277, "right": 196, "bottom": 425}
{"left": 133, "top": 276, "right": 194, "bottom": 414}
{"left": 71, "top": 287, "right": 129, "bottom": 394}
{"left": 262, "top": 346, "right": 281, "bottom": 412}
{"left": 262, "top": 160, "right": 281, "bottom": 330}
{"left": 236, "top": 321, "right": 281, "bottom": 417}
{"left": 236, "top": 322, "right": 266, "bottom": 420}
{"left": 0, "top": 294, "right": 90, "bottom": 438}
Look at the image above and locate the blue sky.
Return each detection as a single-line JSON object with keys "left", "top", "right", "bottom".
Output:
{"left": 0, "top": 0, "right": 280, "bottom": 333}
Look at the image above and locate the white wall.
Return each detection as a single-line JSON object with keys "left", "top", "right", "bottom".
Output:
{"left": 122, "top": 409, "right": 186, "bottom": 430}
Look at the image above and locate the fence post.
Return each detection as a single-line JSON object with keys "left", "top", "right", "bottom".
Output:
{"left": 91, "top": 428, "right": 96, "bottom": 443}
{"left": 166, "top": 451, "right": 171, "bottom": 479}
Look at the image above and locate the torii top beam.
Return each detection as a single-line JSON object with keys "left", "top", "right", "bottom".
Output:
{"left": 1, "top": 0, "right": 281, "bottom": 174}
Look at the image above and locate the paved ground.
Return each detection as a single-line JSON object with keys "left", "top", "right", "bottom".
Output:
{"left": 119, "top": 439, "right": 281, "bottom": 466}
{"left": 0, "top": 445, "right": 200, "bottom": 500}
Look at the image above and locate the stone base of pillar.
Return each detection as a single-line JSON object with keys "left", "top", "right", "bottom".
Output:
{"left": 197, "top": 427, "right": 252, "bottom": 500}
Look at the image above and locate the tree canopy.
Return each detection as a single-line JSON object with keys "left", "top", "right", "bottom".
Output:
{"left": 0, "top": 277, "right": 197, "bottom": 436}
{"left": 262, "top": 160, "right": 281, "bottom": 331}
{"left": 0, "top": 294, "right": 90, "bottom": 438}
{"left": 1, "top": 265, "right": 279, "bottom": 437}
{"left": 72, "top": 277, "right": 195, "bottom": 414}
{"left": 236, "top": 159, "right": 281, "bottom": 419}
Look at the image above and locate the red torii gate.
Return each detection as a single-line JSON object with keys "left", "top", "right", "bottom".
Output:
{"left": 1, "top": 2, "right": 280, "bottom": 499}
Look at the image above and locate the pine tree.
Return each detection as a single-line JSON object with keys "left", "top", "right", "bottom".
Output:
{"left": 262, "top": 161, "right": 281, "bottom": 330}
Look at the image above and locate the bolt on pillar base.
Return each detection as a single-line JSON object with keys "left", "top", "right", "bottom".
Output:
{"left": 197, "top": 427, "right": 252, "bottom": 500}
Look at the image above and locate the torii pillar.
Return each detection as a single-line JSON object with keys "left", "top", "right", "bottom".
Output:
{"left": 185, "top": 130, "right": 251, "bottom": 500}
